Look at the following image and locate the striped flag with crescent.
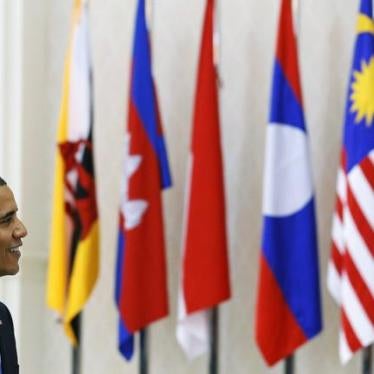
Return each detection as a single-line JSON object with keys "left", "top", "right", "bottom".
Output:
{"left": 327, "top": 0, "right": 374, "bottom": 363}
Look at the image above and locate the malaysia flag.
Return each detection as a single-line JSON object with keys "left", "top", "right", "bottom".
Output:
{"left": 327, "top": 0, "right": 374, "bottom": 364}
{"left": 115, "top": 0, "right": 172, "bottom": 360}
{"left": 255, "top": 0, "right": 322, "bottom": 366}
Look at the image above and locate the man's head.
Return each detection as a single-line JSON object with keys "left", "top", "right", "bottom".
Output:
{"left": 0, "top": 178, "right": 27, "bottom": 276}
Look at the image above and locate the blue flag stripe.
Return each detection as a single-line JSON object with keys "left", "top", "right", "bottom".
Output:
{"left": 269, "top": 61, "right": 306, "bottom": 131}
{"left": 360, "top": 0, "right": 372, "bottom": 17}
{"left": 131, "top": 0, "right": 172, "bottom": 188}
{"left": 115, "top": 229, "right": 134, "bottom": 360}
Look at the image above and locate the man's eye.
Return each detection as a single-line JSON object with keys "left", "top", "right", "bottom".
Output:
{"left": 0, "top": 217, "right": 13, "bottom": 225}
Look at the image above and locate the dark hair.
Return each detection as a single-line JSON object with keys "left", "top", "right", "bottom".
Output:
{"left": 0, "top": 177, "right": 7, "bottom": 186}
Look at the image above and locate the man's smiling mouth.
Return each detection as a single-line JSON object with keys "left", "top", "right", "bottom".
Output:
{"left": 8, "top": 243, "right": 22, "bottom": 254}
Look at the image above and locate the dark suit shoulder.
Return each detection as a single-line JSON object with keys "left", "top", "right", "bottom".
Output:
{"left": 0, "top": 302, "right": 14, "bottom": 330}
{"left": 0, "top": 302, "right": 12, "bottom": 317}
{"left": 0, "top": 301, "right": 19, "bottom": 373}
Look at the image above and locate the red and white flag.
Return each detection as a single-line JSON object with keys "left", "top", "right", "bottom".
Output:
{"left": 176, "top": 0, "right": 231, "bottom": 360}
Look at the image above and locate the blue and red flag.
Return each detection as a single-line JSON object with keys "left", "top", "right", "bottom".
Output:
{"left": 255, "top": 0, "right": 322, "bottom": 365}
{"left": 115, "top": 0, "right": 172, "bottom": 360}
{"left": 328, "top": 0, "right": 374, "bottom": 363}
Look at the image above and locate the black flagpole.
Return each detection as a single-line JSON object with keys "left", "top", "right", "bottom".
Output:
{"left": 209, "top": 308, "right": 219, "bottom": 374}
{"left": 285, "top": 355, "right": 294, "bottom": 374}
{"left": 72, "top": 314, "right": 82, "bottom": 374}
{"left": 363, "top": 346, "right": 372, "bottom": 374}
{"left": 140, "top": 329, "right": 148, "bottom": 374}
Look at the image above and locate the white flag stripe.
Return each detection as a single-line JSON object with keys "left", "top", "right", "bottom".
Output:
{"left": 327, "top": 261, "right": 342, "bottom": 304}
{"left": 348, "top": 165, "right": 374, "bottom": 228}
{"left": 337, "top": 167, "right": 347, "bottom": 201}
{"left": 339, "top": 330, "right": 353, "bottom": 364}
{"left": 177, "top": 154, "right": 210, "bottom": 359}
{"left": 341, "top": 274, "right": 374, "bottom": 345}
{"left": 344, "top": 209, "right": 374, "bottom": 295}
{"left": 69, "top": 7, "right": 90, "bottom": 140}
{"left": 176, "top": 312, "right": 209, "bottom": 360}
{"left": 176, "top": 290, "right": 209, "bottom": 359}
{"left": 332, "top": 215, "right": 345, "bottom": 254}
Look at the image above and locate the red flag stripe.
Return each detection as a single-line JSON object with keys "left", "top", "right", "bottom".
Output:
{"left": 341, "top": 272, "right": 374, "bottom": 346}
{"left": 344, "top": 251, "right": 374, "bottom": 324}
{"left": 347, "top": 183, "right": 374, "bottom": 257}
{"left": 335, "top": 196, "right": 344, "bottom": 222}
{"left": 333, "top": 167, "right": 346, "bottom": 223}
{"left": 275, "top": 0, "right": 303, "bottom": 105}
{"left": 361, "top": 155, "right": 374, "bottom": 190}
{"left": 331, "top": 242, "right": 343, "bottom": 276}
{"left": 341, "top": 149, "right": 347, "bottom": 171}
{"left": 349, "top": 160, "right": 374, "bottom": 228}
{"left": 344, "top": 208, "right": 374, "bottom": 296}
{"left": 255, "top": 255, "right": 307, "bottom": 365}
{"left": 331, "top": 213, "right": 344, "bottom": 252}
{"left": 342, "top": 309, "right": 362, "bottom": 353}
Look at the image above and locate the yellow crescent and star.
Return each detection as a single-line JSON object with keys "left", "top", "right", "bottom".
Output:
{"left": 350, "top": 13, "right": 374, "bottom": 126}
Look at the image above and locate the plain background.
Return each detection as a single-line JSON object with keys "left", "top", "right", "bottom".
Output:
{"left": 0, "top": 0, "right": 367, "bottom": 372}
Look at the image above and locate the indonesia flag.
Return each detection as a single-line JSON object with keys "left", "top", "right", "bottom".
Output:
{"left": 115, "top": 0, "right": 172, "bottom": 360}
{"left": 327, "top": 0, "right": 374, "bottom": 364}
{"left": 255, "top": 0, "right": 322, "bottom": 366}
{"left": 176, "top": 0, "right": 231, "bottom": 360}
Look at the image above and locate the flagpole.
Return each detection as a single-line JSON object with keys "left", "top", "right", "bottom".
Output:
{"left": 363, "top": 346, "right": 372, "bottom": 374}
{"left": 209, "top": 308, "right": 219, "bottom": 374}
{"left": 70, "top": 205, "right": 83, "bottom": 374}
{"left": 72, "top": 314, "right": 81, "bottom": 374}
{"left": 285, "top": 355, "right": 294, "bottom": 374}
{"left": 140, "top": 329, "right": 148, "bottom": 374}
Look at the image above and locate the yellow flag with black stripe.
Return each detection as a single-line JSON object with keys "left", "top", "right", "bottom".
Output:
{"left": 46, "top": 0, "right": 99, "bottom": 345}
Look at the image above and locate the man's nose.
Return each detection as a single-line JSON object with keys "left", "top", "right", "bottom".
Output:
{"left": 14, "top": 218, "right": 27, "bottom": 238}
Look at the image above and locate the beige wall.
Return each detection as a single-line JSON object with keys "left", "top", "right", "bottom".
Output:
{"left": 10, "top": 0, "right": 367, "bottom": 373}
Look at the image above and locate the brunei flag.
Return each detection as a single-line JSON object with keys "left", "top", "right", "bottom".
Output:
{"left": 46, "top": 0, "right": 99, "bottom": 345}
{"left": 255, "top": 0, "right": 322, "bottom": 366}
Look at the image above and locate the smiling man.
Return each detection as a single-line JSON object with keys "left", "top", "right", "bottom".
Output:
{"left": 0, "top": 177, "right": 27, "bottom": 374}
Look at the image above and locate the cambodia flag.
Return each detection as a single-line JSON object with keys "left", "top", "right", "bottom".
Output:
{"left": 255, "top": 0, "right": 322, "bottom": 366}
{"left": 115, "top": 0, "right": 172, "bottom": 360}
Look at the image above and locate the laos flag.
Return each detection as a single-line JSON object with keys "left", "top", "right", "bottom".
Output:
{"left": 115, "top": 0, "right": 172, "bottom": 360}
{"left": 255, "top": 0, "right": 322, "bottom": 366}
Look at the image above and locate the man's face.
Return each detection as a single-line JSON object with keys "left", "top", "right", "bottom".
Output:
{"left": 0, "top": 186, "right": 27, "bottom": 276}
